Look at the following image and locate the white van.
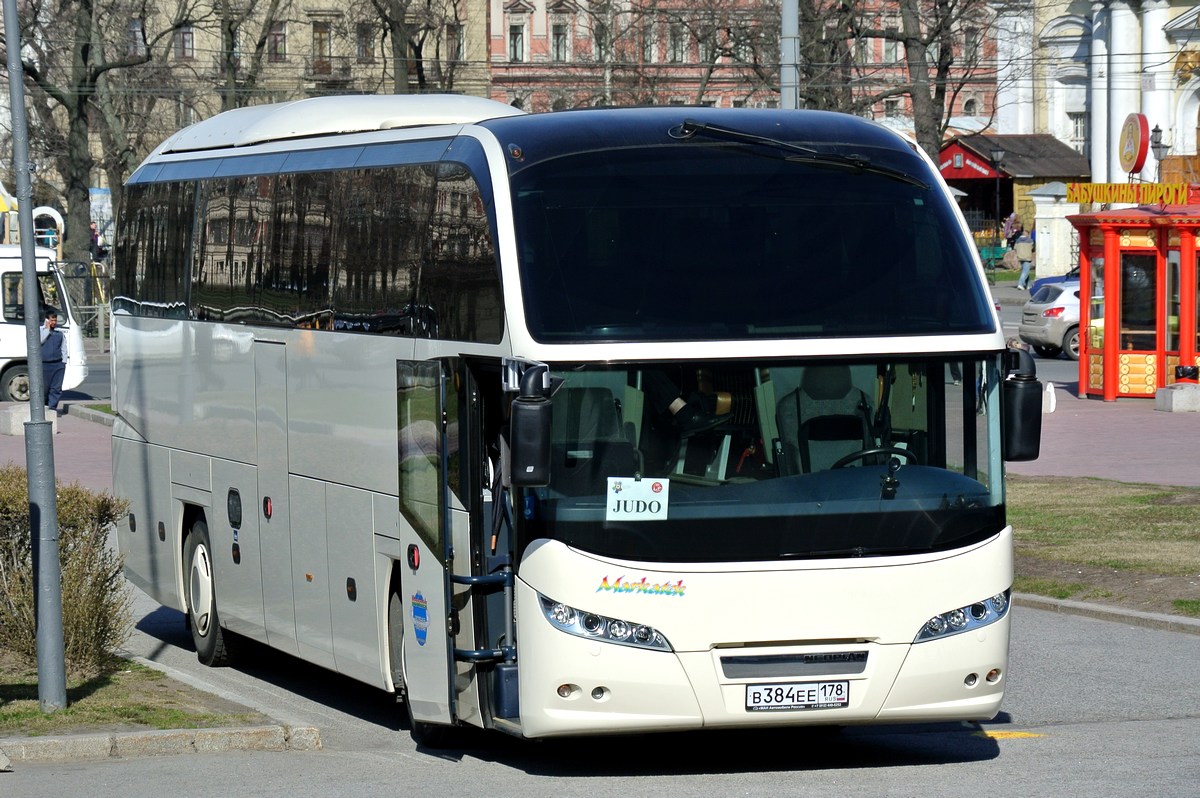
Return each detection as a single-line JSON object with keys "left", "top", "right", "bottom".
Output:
{"left": 0, "top": 244, "right": 88, "bottom": 401}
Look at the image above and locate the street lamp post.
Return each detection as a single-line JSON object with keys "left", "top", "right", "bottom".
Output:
{"left": 1150, "top": 125, "right": 1169, "bottom": 182}
{"left": 990, "top": 145, "right": 1006, "bottom": 268}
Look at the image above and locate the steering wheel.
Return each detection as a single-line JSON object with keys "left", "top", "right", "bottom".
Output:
{"left": 831, "top": 447, "right": 918, "bottom": 470}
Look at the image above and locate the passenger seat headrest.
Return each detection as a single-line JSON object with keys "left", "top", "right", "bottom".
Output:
{"left": 801, "top": 365, "right": 853, "bottom": 400}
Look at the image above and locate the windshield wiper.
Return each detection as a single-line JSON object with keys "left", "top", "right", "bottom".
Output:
{"left": 671, "top": 118, "right": 929, "bottom": 190}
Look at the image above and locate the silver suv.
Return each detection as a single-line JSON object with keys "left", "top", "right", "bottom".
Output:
{"left": 1018, "top": 281, "right": 1081, "bottom": 360}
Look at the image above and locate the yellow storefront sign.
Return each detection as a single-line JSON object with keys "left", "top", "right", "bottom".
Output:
{"left": 1067, "top": 183, "right": 1189, "bottom": 205}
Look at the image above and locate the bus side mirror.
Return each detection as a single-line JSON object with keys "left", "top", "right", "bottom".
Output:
{"left": 509, "top": 365, "right": 552, "bottom": 487}
{"left": 1001, "top": 347, "right": 1042, "bottom": 462}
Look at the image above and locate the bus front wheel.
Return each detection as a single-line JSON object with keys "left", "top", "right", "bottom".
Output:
{"left": 1, "top": 365, "right": 30, "bottom": 402}
{"left": 184, "top": 519, "right": 236, "bottom": 666}
{"left": 388, "top": 588, "right": 455, "bottom": 748}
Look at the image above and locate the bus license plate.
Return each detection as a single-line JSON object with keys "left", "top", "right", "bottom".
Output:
{"left": 745, "top": 681, "right": 849, "bottom": 712}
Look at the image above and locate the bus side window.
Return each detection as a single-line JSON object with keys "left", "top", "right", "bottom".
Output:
{"left": 3, "top": 275, "right": 24, "bottom": 322}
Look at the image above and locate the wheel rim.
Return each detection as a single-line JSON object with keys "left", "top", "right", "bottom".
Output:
{"left": 189, "top": 541, "right": 215, "bottom": 637}
{"left": 9, "top": 374, "right": 29, "bottom": 402}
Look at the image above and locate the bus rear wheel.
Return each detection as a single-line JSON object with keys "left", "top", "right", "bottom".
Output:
{"left": 388, "top": 588, "right": 455, "bottom": 748}
{"left": 184, "top": 519, "right": 236, "bottom": 667}
{"left": 1, "top": 365, "right": 30, "bottom": 402}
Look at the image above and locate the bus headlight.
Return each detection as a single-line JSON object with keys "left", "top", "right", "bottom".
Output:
{"left": 914, "top": 588, "right": 1011, "bottom": 643}
{"left": 539, "top": 594, "right": 673, "bottom": 652}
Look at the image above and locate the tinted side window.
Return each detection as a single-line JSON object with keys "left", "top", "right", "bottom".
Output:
{"left": 420, "top": 162, "right": 503, "bottom": 344}
{"left": 118, "top": 146, "right": 504, "bottom": 344}
{"left": 114, "top": 182, "right": 195, "bottom": 316}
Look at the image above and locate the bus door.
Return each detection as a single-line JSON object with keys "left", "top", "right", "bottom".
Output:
{"left": 255, "top": 340, "right": 299, "bottom": 657}
{"left": 396, "top": 361, "right": 454, "bottom": 727}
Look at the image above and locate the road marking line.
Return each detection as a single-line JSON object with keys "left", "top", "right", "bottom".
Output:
{"left": 978, "top": 730, "right": 1045, "bottom": 739}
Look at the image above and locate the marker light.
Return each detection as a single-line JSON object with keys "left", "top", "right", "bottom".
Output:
{"left": 539, "top": 594, "right": 672, "bottom": 652}
{"left": 915, "top": 589, "right": 1012, "bottom": 643}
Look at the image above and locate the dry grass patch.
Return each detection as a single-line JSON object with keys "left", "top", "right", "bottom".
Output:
{"left": 1007, "top": 475, "right": 1200, "bottom": 577}
{"left": 0, "top": 650, "right": 268, "bottom": 737}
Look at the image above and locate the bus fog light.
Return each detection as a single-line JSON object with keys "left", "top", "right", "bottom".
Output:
{"left": 986, "top": 669, "right": 1002, "bottom": 683}
{"left": 591, "top": 687, "right": 607, "bottom": 700}
{"left": 964, "top": 673, "right": 978, "bottom": 687}
{"left": 557, "top": 684, "right": 574, "bottom": 698}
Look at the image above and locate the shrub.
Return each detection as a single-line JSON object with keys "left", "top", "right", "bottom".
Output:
{"left": 0, "top": 465, "right": 131, "bottom": 675}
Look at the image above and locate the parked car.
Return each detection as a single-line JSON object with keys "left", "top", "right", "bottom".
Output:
{"left": 1029, "top": 264, "right": 1080, "bottom": 296}
{"left": 1019, "top": 280, "right": 1081, "bottom": 360}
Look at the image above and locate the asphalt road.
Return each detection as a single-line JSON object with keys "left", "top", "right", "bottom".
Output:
{"left": 3, "top": 596, "right": 1198, "bottom": 796}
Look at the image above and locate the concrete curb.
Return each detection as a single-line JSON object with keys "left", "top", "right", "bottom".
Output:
{"left": 0, "top": 723, "right": 321, "bottom": 766}
{"left": 1015, "top": 593, "right": 1200, "bottom": 636}
{"left": 63, "top": 402, "right": 115, "bottom": 427}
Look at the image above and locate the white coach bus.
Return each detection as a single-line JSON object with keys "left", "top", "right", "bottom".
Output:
{"left": 112, "top": 95, "right": 1042, "bottom": 746}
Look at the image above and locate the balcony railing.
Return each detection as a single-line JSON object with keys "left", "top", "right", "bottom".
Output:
{"left": 304, "top": 55, "right": 353, "bottom": 81}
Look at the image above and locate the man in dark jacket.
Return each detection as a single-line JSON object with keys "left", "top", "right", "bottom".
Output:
{"left": 39, "top": 309, "right": 67, "bottom": 414}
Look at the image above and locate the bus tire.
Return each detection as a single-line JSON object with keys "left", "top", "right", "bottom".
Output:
{"left": 1, "top": 365, "right": 30, "bottom": 402}
{"left": 388, "top": 588, "right": 455, "bottom": 748}
{"left": 184, "top": 519, "right": 236, "bottom": 667}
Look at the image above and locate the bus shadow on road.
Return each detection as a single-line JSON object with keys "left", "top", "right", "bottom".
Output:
{"left": 473, "top": 722, "right": 1001, "bottom": 775}
{"left": 133, "top": 605, "right": 404, "bottom": 733}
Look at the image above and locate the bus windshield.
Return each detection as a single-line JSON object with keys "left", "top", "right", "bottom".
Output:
{"left": 508, "top": 139, "right": 993, "bottom": 343}
{"left": 519, "top": 357, "right": 1004, "bottom": 563}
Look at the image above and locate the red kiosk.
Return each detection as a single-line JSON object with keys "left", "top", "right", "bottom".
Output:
{"left": 1067, "top": 113, "right": 1200, "bottom": 401}
{"left": 1068, "top": 205, "right": 1200, "bottom": 400}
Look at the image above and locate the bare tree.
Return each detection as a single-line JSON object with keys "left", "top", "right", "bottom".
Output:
{"left": 840, "top": 0, "right": 1000, "bottom": 158}
{"left": 354, "top": 0, "right": 464, "bottom": 93}
{"left": 214, "top": 0, "right": 291, "bottom": 110}
{"left": 2, "top": 0, "right": 205, "bottom": 261}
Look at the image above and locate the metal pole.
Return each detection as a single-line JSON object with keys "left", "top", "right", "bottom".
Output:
{"left": 994, "top": 172, "right": 1001, "bottom": 264}
{"left": 4, "top": 0, "right": 67, "bottom": 711}
{"left": 780, "top": 0, "right": 799, "bottom": 110}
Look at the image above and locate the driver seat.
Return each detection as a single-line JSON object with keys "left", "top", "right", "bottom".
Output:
{"left": 776, "top": 365, "right": 874, "bottom": 474}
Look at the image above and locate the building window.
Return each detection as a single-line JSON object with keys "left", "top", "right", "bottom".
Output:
{"left": 594, "top": 20, "right": 609, "bottom": 61}
{"left": 312, "top": 21, "right": 332, "bottom": 73}
{"left": 128, "top": 19, "right": 147, "bottom": 57}
{"left": 855, "top": 39, "right": 870, "bottom": 66}
{"left": 175, "top": 25, "right": 195, "bottom": 60}
{"left": 963, "top": 98, "right": 977, "bottom": 115}
{"left": 1068, "top": 111, "right": 1088, "bottom": 154}
{"left": 641, "top": 20, "right": 654, "bottom": 63}
{"left": 884, "top": 99, "right": 901, "bottom": 118}
{"left": 963, "top": 28, "right": 981, "bottom": 64}
{"left": 269, "top": 22, "right": 287, "bottom": 62}
{"left": 552, "top": 22, "right": 569, "bottom": 62}
{"left": 882, "top": 27, "right": 899, "bottom": 63}
{"left": 175, "top": 98, "right": 197, "bottom": 128}
{"left": 508, "top": 23, "right": 525, "bottom": 62}
{"left": 446, "top": 23, "right": 462, "bottom": 62}
{"left": 668, "top": 23, "right": 685, "bottom": 63}
{"left": 357, "top": 24, "right": 375, "bottom": 62}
